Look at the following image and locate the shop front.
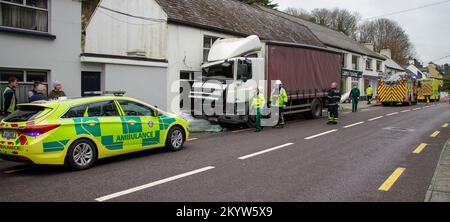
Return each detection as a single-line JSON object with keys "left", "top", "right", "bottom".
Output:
{"left": 341, "top": 69, "right": 363, "bottom": 94}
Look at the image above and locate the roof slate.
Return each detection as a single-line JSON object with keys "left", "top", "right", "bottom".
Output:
{"left": 154, "top": 0, "right": 324, "bottom": 47}
{"left": 256, "top": 6, "right": 386, "bottom": 60}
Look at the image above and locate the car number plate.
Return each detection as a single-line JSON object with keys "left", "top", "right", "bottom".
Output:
{"left": 2, "top": 130, "right": 17, "bottom": 139}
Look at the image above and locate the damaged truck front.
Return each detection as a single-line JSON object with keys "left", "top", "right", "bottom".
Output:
{"left": 189, "top": 35, "right": 342, "bottom": 127}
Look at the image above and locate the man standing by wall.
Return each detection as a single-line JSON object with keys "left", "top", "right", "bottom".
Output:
{"left": 350, "top": 85, "right": 361, "bottom": 112}
{"left": 327, "top": 82, "right": 341, "bottom": 125}
{"left": 1, "top": 77, "right": 18, "bottom": 116}
{"left": 366, "top": 85, "right": 373, "bottom": 105}
{"left": 48, "top": 80, "right": 67, "bottom": 100}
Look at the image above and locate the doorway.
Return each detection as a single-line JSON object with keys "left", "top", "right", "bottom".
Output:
{"left": 81, "top": 72, "right": 101, "bottom": 97}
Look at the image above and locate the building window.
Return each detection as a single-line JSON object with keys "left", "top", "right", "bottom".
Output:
{"left": 376, "top": 61, "right": 382, "bottom": 72}
{"left": 203, "top": 35, "right": 219, "bottom": 63}
{"left": 0, "top": 69, "right": 48, "bottom": 103}
{"left": 366, "top": 58, "right": 373, "bottom": 71}
{"left": 0, "top": 0, "right": 49, "bottom": 32}
{"left": 352, "top": 55, "right": 360, "bottom": 71}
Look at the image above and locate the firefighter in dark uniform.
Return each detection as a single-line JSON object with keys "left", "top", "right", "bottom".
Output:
{"left": 327, "top": 82, "right": 341, "bottom": 125}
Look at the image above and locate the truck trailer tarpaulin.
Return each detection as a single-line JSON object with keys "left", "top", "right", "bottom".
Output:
{"left": 267, "top": 44, "right": 342, "bottom": 94}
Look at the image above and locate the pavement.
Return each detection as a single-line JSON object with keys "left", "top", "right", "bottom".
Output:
{"left": 0, "top": 101, "right": 449, "bottom": 202}
{"left": 425, "top": 138, "right": 450, "bottom": 202}
{"left": 340, "top": 100, "right": 374, "bottom": 113}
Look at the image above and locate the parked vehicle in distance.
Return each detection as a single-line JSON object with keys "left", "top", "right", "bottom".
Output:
{"left": 0, "top": 96, "right": 189, "bottom": 170}
{"left": 417, "top": 78, "right": 442, "bottom": 102}
{"left": 189, "top": 35, "right": 342, "bottom": 127}
{"left": 377, "top": 72, "right": 418, "bottom": 106}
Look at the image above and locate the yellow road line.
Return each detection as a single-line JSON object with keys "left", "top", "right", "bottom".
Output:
{"left": 379, "top": 167, "right": 406, "bottom": 192}
{"left": 442, "top": 123, "right": 449, "bottom": 128}
{"left": 413, "top": 143, "right": 428, "bottom": 154}
{"left": 232, "top": 128, "right": 252, "bottom": 133}
{"left": 3, "top": 167, "right": 33, "bottom": 174}
{"left": 430, "top": 131, "right": 440, "bottom": 138}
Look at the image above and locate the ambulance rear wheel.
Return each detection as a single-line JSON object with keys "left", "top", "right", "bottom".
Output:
{"left": 166, "top": 126, "right": 185, "bottom": 152}
{"left": 66, "top": 139, "right": 97, "bottom": 170}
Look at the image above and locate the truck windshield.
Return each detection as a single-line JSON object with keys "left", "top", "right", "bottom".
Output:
{"left": 202, "top": 61, "right": 234, "bottom": 82}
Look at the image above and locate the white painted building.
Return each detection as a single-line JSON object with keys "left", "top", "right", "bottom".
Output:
{"left": 84, "top": 0, "right": 327, "bottom": 112}
{"left": 0, "top": 0, "right": 82, "bottom": 102}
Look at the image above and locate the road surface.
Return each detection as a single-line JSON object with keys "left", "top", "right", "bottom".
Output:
{"left": 0, "top": 102, "right": 449, "bottom": 202}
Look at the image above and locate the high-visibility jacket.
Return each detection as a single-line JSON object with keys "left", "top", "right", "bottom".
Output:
{"left": 366, "top": 87, "right": 373, "bottom": 96}
{"left": 252, "top": 92, "right": 266, "bottom": 109}
{"left": 270, "top": 87, "right": 288, "bottom": 107}
{"left": 1, "top": 86, "right": 17, "bottom": 114}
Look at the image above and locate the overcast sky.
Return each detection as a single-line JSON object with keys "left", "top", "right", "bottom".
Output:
{"left": 274, "top": 0, "right": 450, "bottom": 65}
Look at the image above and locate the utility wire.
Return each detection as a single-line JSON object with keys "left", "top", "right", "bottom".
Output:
{"left": 98, "top": 5, "right": 166, "bottom": 23}
{"left": 363, "top": 0, "right": 450, "bottom": 20}
{"left": 96, "top": 8, "right": 165, "bottom": 26}
{"left": 430, "top": 54, "right": 450, "bottom": 62}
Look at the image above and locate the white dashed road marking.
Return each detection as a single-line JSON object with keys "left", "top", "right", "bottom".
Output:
{"left": 386, "top": 112, "right": 399, "bottom": 116}
{"left": 95, "top": 166, "right": 215, "bottom": 202}
{"left": 368, "top": 116, "right": 384, "bottom": 121}
{"left": 343, "top": 122, "right": 364, "bottom": 129}
{"left": 305, "top": 129, "right": 338, "bottom": 140}
{"left": 238, "top": 143, "right": 294, "bottom": 160}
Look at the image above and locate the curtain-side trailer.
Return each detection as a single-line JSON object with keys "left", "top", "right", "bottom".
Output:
{"left": 189, "top": 35, "right": 341, "bottom": 126}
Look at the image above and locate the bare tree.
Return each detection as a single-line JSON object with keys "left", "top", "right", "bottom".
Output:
{"left": 285, "top": 8, "right": 361, "bottom": 39}
{"left": 238, "top": 0, "right": 278, "bottom": 9}
{"left": 310, "top": 8, "right": 333, "bottom": 26}
{"left": 328, "top": 8, "right": 361, "bottom": 39}
{"left": 284, "top": 7, "right": 314, "bottom": 22}
{"left": 359, "top": 18, "right": 415, "bottom": 65}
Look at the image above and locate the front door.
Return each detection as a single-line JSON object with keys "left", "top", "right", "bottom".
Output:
{"left": 81, "top": 72, "right": 101, "bottom": 97}
{"left": 116, "top": 100, "right": 161, "bottom": 149}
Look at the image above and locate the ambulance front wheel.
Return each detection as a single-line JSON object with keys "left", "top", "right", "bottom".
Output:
{"left": 166, "top": 126, "right": 185, "bottom": 152}
{"left": 66, "top": 139, "right": 98, "bottom": 170}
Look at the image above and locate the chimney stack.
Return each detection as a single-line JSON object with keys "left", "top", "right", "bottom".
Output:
{"left": 363, "top": 42, "right": 374, "bottom": 51}
{"left": 380, "top": 49, "right": 392, "bottom": 59}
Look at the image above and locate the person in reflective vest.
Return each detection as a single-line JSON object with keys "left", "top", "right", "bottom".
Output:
{"left": 1, "top": 76, "right": 18, "bottom": 116}
{"left": 251, "top": 87, "right": 265, "bottom": 132}
{"left": 269, "top": 80, "right": 288, "bottom": 128}
{"left": 327, "top": 82, "right": 341, "bottom": 125}
{"left": 366, "top": 85, "right": 373, "bottom": 105}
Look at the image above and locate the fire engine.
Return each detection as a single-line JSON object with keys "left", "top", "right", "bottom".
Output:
{"left": 377, "top": 72, "right": 418, "bottom": 106}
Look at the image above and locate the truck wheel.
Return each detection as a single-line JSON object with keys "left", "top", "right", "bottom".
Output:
{"left": 307, "top": 99, "right": 322, "bottom": 119}
{"left": 246, "top": 114, "right": 256, "bottom": 128}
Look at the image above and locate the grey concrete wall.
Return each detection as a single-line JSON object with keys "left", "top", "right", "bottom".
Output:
{"left": 0, "top": 0, "right": 82, "bottom": 97}
{"left": 104, "top": 64, "right": 167, "bottom": 110}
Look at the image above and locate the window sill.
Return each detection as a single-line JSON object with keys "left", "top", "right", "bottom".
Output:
{"left": 0, "top": 26, "right": 56, "bottom": 40}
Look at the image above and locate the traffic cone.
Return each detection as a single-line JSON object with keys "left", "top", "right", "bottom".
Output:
{"left": 374, "top": 97, "right": 381, "bottom": 106}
